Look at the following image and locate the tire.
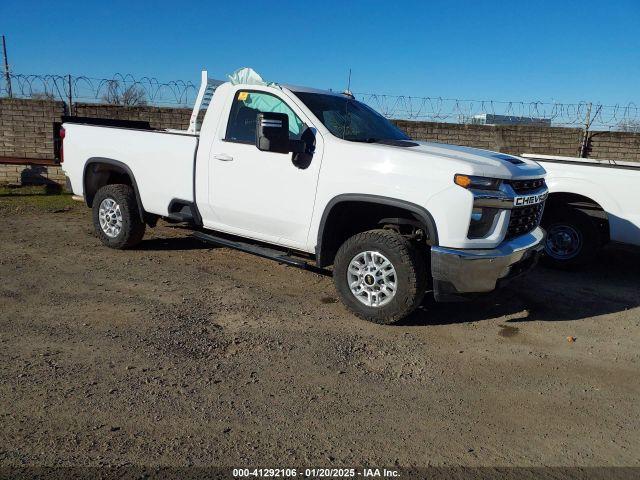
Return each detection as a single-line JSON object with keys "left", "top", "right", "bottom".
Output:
{"left": 333, "top": 229, "right": 427, "bottom": 324}
{"left": 541, "top": 206, "right": 600, "bottom": 269}
{"left": 92, "top": 184, "right": 146, "bottom": 249}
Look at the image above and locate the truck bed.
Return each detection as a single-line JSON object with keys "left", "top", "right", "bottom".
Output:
{"left": 63, "top": 122, "right": 198, "bottom": 216}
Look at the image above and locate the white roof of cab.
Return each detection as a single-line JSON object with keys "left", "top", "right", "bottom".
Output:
{"left": 189, "top": 69, "right": 346, "bottom": 133}
{"left": 282, "top": 84, "right": 345, "bottom": 97}
{"left": 225, "top": 66, "right": 344, "bottom": 96}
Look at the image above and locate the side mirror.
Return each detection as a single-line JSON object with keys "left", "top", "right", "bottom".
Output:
{"left": 256, "top": 112, "right": 290, "bottom": 154}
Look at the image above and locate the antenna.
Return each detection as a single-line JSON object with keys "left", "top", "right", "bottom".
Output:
{"left": 343, "top": 68, "right": 353, "bottom": 97}
{"left": 341, "top": 68, "right": 353, "bottom": 139}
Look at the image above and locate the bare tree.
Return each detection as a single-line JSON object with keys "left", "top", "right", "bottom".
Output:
{"left": 617, "top": 119, "right": 640, "bottom": 133}
{"left": 101, "top": 80, "right": 121, "bottom": 105}
{"left": 120, "top": 84, "right": 147, "bottom": 106}
{"left": 101, "top": 80, "right": 147, "bottom": 106}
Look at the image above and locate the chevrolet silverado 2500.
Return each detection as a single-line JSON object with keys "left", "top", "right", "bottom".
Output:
{"left": 59, "top": 69, "right": 548, "bottom": 324}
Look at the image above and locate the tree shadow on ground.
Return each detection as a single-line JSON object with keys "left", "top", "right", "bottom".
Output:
{"left": 399, "top": 244, "right": 640, "bottom": 326}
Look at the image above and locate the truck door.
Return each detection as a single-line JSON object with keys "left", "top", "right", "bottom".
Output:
{"left": 206, "top": 87, "right": 323, "bottom": 250}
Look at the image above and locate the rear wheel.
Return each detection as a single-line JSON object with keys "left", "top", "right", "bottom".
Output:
{"left": 333, "top": 229, "right": 427, "bottom": 324}
{"left": 92, "top": 184, "right": 145, "bottom": 249}
{"left": 541, "top": 207, "right": 600, "bottom": 269}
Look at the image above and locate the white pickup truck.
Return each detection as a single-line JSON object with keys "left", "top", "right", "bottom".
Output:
{"left": 522, "top": 154, "right": 640, "bottom": 268}
{"left": 59, "top": 69, "right": 548, "bottom": 324}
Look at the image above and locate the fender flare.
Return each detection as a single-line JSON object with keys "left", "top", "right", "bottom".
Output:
{"left": 546, "top": 177, "right": 620, "bottom": 215}
{"left": 82, "top": 157, "right": 145, "bottom": 221}
{"left": 315, "top": 193, "right": 439, "bottom": 266}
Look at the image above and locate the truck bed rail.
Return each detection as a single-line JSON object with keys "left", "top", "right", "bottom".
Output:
{"left": 61, "top": 115, "right": 152, "bottom": 130}
{"left": 521, "top": 153, "right": 640, "bottom": 171}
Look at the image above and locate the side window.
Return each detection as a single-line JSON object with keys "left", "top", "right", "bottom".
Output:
{"left": 225, "top": 91, "right": 304, "bottom": 143}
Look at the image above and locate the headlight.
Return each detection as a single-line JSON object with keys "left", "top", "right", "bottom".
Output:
{"left": 454, "top": 174, "right": 502, "bottom": 190}
{"left": 468, "top": 207, "right": 500, "bottom": 239}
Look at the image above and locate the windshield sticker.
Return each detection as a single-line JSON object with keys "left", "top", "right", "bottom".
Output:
{"left": 238, "top": 91, "right": 249, "bottom": 101}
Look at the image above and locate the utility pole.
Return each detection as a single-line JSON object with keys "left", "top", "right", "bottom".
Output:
{"left": 2, "top": 35, "right": 12, "bottom": 98}
{"left": 67, "top": 74, "right": 73, "bottom": 115}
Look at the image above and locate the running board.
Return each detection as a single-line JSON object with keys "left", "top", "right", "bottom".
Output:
{"left": 191, "top": 231, "right": 329, "bottom": 275}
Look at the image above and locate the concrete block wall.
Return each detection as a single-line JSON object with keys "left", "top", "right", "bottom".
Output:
{"left": 0, "top": 98, "right": 65, "bottom": 160}
{"left": 73, "top": 103, "right": 192, "bottom": 130}
{"left": 392, "top": 120, "right": 640, "bottom": 161}
{"left": 1, "top": 98, "right": 639, "bottom": 187}
{"left": 0, "top": 98, "right": 192, "bottom": 187}
{"left": 587, "top": 130, "right": 640, "bottom": 161}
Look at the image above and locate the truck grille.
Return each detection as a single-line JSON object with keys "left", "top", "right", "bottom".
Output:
{"left": 506, "top": 178, "right": 546, "bottom": 194}
{"left": 506, "top": 202, "right": 544, "bottom": 239}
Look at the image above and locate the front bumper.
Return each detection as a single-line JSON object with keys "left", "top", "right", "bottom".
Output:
{"left": 430, "top": 227, "right": 545, "bottom": 301}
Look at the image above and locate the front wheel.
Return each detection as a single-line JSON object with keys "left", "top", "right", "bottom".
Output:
{"left": 541, "top": 207, "right": 600, "bottom": 269}
{"left": 333, "top": 229, "right": 427, "bottom": 324}
{"left": 92, "top": 184, "right": 146, "bottom": 249}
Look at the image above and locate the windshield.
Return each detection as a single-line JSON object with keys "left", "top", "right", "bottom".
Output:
{"left": 292, "top": 91, "right": 410, "bottom": 142}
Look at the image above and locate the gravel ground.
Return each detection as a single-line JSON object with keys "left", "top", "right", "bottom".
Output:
{"left": 1, "top": 198, "right": 639, "bottom": 472}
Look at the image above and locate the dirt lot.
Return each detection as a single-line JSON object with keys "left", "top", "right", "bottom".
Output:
{"left": 1, "top": 192, "right": 639, "bottom": 471}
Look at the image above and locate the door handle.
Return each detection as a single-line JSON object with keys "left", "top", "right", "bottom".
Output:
{"left": 212, "top": 153, "right": 233, "bottom": 161}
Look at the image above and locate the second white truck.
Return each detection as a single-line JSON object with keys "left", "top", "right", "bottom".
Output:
{"left": 523, "top": 154, "right": 640, "bottom": 268}
{"left": 59, "top": 69, "right": 548, "bottom": 324}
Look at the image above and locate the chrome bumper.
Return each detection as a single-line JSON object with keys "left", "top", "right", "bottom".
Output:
{"left": 430, "top": 227, "right": 545, "bottom": 300}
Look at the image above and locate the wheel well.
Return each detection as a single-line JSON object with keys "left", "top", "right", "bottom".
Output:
{"left": 82, "top": 160, "right": 152, "bottom": 224}
{"left": 84, "top": 162, "right": 134, "bottom": 207}
{"left": 316, "top": 200, "right": 435, "bottom": 267}
{"left": 544, "top": 192, "right": 609, "bottom": 242}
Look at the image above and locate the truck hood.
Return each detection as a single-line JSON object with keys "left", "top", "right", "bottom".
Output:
{"left": 392, "top": 140, "right": 546, "bottom": 179}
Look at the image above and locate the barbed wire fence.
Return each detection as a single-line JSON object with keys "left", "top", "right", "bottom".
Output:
{"left": 1, "top": 72, "right": 639, "bottom": 132}
{"left": 356, "top": 93, "right": 639, "bottom": 132}
{"left": 1, "top": 73, "right": 199, "bottom": 109}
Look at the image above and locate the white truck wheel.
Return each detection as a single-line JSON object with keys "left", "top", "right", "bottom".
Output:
{"left": 333, "top": 229, "right": 427, "bottom": 324}
{"left": 92, "top": 184, "right": 146, "bottom": 249}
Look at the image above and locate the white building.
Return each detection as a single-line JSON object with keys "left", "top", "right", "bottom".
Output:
{"left": 470, "top": 113, "right": 551, "bottom": 127}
